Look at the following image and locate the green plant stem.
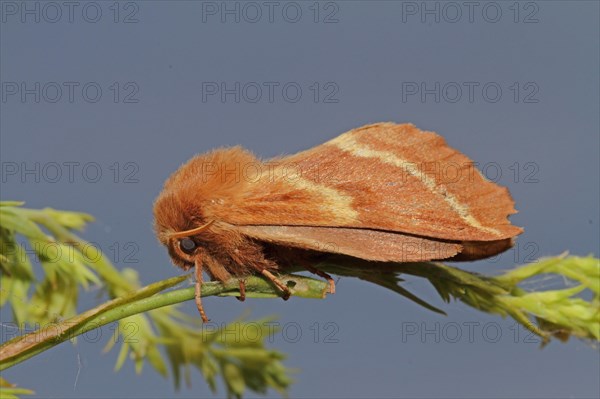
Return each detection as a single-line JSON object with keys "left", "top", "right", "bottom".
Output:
{"left": 0, "top": 273, "right": 327, "bottom": 371}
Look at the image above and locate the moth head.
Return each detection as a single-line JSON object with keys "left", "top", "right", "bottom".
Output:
{"left": 161, "top": 220, "right": 214, "bottom": 271}
{"left": 153, "top": 189, "right": 213, "bottom": 270}
{"left": 153, "top": 147, "right": 255, "bottom": 269}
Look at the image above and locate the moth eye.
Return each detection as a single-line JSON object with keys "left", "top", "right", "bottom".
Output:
{"left": 179, "top": 237, "right": 197, "bottom": 254}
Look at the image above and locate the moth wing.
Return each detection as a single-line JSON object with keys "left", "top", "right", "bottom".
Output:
{"left": 215, "top": 123, "right": 523, "bottom": 242}
{"left": 236, "top": 225, "right": 462, "bottom": 262}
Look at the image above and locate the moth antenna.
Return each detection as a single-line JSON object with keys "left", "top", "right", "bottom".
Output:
{"left": 170, "top": 220, "right": 215, "bottom": 239}
{"left": 194, "top": 258, "right": 209, "bottom": 323}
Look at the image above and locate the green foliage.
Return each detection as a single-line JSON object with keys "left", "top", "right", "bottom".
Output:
{"left": 318, "top": 255, "right": 600, "bottom": 344}
{"left": 0, "top": 202, "right": 98, "bottom": 324}
{"left": 0, "top": 377, "right": 34, "bottom": 399}
{"left": 153, "top": 314, "right": 293, "bottom": 397}
{"left": 494, "top": 255, "right": 599, "bottom": 342}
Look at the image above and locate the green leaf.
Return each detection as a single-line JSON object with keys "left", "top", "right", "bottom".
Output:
{"left": 223, "top": 363, "right": 245, "bottom": 398}
{"left": 0, "top": 377, "right": 34, "bottom": 399}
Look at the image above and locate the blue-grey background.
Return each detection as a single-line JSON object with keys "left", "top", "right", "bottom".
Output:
{"left": 1, "top": 1, "right": 599, "bottom": 398}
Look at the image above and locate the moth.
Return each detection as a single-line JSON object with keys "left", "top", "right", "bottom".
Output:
{"left": 153, "top": 123, "right": 522, "bottom": 321}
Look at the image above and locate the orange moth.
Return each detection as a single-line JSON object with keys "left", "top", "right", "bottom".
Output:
{"left": 153, "top": 123, "right": 522, "bottom": 321}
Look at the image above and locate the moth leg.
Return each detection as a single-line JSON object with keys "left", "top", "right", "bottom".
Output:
{"left": 261, "top": 269, "right": 291, "bottom": 300}
{"left": 204, "top": 257, "right": 245, "bottom": 301}
{"left": 194, "top": 260, "right": 209, "bottom": 323}
{"left": 305, "top": 265, "right": 336, "bottom": 294}
{"left": 236, "top": 279, "right": 246, "bottom": 302}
